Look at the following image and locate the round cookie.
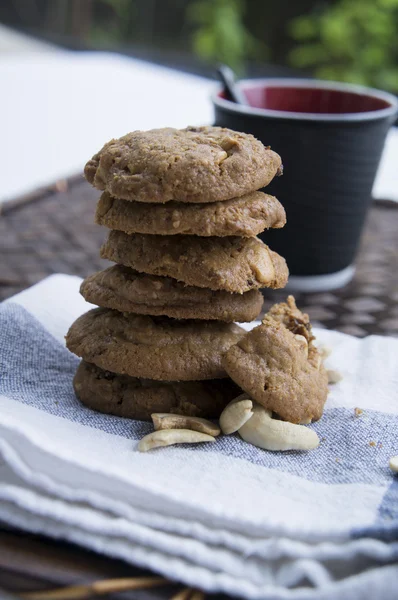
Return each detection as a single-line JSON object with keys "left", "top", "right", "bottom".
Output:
{"left": 96, "top": 191, "right": 286, "bottom": 237}
{"left": 74, "top": 361, "right": 241, "bottom": 421}
{"left": 84, "top": 126, "right": 282, "bottom": 204}
{"left": 66, "top": 308, "right": 245, "bottom": 381}
{"left": 100, "top": 231, "right": 289, "bottom": 294}
{"left": 80, "top": 265, "right": 264, "bottom": 323}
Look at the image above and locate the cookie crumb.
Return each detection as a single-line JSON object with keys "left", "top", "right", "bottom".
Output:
{"left": 354, "top": 407, "right": 363, "bottom": 417}
{"left": 327, "top": 369, "right": 342, "bottom": 384}
{"left": 369, "top": 441, "right": 376, "bottom": 447}
{"left": 389, "top": 456, "right": 398, "bottom": 473}
{"left": 54, "top": 179, "right": 68, "bottom": 193}
{"left": 319, "top": 345, "right": 332, "bottom": 359}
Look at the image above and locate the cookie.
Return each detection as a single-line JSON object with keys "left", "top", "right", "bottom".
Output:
{"left": 222, "top": 298, "right": 328, "bottom": 424}
{"left": 96, "top": 191, "right": 286, "bottom": 237}
{"left": 66, "top": 308, "right": 245, "bottom": 381}
{"left": 74, "top": 361, "right": 241, "bottom": 421}
{"left": 267, "top": 295, "right": 314, "bottom": 343}
{"left": 100, "top": 231, "right": 289, "bottom": 294}
{"left": 80, "top": 265, "right": 264, "bottom": 322}
{"left": 84, "top": 126, "right": 282, "bottom": 203}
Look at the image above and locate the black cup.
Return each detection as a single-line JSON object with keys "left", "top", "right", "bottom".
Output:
{"left": 213, "top": 79, "right": 398, "bottom": 290}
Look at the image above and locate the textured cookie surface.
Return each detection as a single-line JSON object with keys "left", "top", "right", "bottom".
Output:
{"left": 84, "top": 126, "right": 282, "bottom": 203}
{"left": 74, "top": 361, "right": 241, "bottom": 421}
{"left": 66, "top": 308, "right": 245, "bottom": 381}
{"left": 80, "top": 265, "right": 264, "bottom": 322}
{"left": 223, "top": 297, "right": 328, "bottom": 423}
{"left": 101, "top": 231, "right": 289, "bottom": 293}
{"left": 96, "top": 191, "right": 286, "bottom": 237}
{"left": 267, "top": 295, "right": 314, "bottom": 342}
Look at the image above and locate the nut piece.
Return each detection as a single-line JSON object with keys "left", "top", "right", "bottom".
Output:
{"left": 151, "top": 413, "right": 220, "bottom": 436}
{"left": 138, "top": 429, "right": 215, "bottom": 452}
{"left": 294, "top": 334, "right": 308, "bottom": 357}
{"left": 327, "top": 369, "right": 343, "bottom": 384}
{"left": 313, "top": 354, "right": 322, "bottom": 370}
{"left": 219, "top": 394, "right": 253, "bottom": 435}
{"left": 238, "top": 403, "right": 319, "bottom": 451}
{"left": 319, "top": 345, "right": 332, "bottom": 359}
{"left": 389, "top": 456, "right": 398, "bottom": 473}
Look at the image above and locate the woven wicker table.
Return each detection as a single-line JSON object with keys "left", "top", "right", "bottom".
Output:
{"left": 0, "top": 180, "right": 397, "bottom": 598}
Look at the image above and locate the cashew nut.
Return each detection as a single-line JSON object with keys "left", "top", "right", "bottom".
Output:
{"left": 389, "top": 456, "right": 398, "bottom": 473}
{"left": 138, "top": 429, "right": 215, "bottom": 452}
{"left": 219, "top": 394, "right": 253, "bottom": 434}
{"left": 294, "top": 334, "right": 308, "bottom": 357}
{"left": 151, "top": 413, "right": 220, "bottom": 436}
{"left": 238, "top": 403, "right": 319, "bottom": 451}
{"left": 320, "top": 345, "right": 332, "bottom": 359}
{"left": 314, "top": 354, "right": 322, "bottom": 370}
{"left": 327, "top": 369, "right": 342, "bottom": 384}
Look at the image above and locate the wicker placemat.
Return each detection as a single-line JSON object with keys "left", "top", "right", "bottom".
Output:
{"left": 1, "top": 178, "right": 397, "bottom": 337}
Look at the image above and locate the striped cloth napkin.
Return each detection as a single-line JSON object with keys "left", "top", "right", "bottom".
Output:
{"left": 0, "top": 275, "right": 397, "bottom": 599}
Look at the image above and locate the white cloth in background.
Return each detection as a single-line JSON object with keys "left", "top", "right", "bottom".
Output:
{"left": 0, "top": 48, "right": 396, "bottom": 205}
{"left": 0, "top": 51, "right": 214, "bottom": 204}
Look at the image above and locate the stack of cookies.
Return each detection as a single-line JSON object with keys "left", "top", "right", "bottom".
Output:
{"left": 66, "top": 126, "right": 289, "bottom": 421}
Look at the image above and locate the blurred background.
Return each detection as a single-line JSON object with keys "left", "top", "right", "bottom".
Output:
{"left": 0, "top": 0, "right": 397, "bottom": 205}
{"left": 1, "top": 0, "right": 398, "bottom": 88}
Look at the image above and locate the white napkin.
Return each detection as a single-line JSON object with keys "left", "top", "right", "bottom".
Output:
{"left": 0, "top": 275, "right": 397, "bottom": 599}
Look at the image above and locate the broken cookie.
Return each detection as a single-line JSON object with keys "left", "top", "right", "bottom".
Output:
{"left": 222, "top": 296, "right": 328, "bottom": 423}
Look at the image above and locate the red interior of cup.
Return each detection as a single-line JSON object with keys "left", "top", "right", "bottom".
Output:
{"left": 219, "top": 85, "right": 391, "bottom": 114}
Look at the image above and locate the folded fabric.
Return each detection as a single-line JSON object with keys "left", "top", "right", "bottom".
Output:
{"left": 0, "top": 275, "right": 397, "bottom": 599}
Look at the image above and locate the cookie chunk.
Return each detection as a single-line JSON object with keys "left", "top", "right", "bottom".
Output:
{"left": 85, "top": 126, "right": 282, "bottom": 203}
{"left": 66, "top": 308, "right": 244, "bottom": 381}
{"left": 96, "top": 191, "right": 286, "bottom": 237}
{"left": 74, "top": 361, "right": 241, "bottom": 421}
{"left": 222, "top": 298, "right": 328, "bottom": 423}
{"left": 267, "top": 295, "right": 314, "bottom": 342}
{"left": 100, "top": 231, "right": 289, "bottom": 293}
{"left": 80, "top": 265, "right": 264, "bottom": 322}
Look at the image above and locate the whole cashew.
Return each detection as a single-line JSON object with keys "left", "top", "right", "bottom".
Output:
{"left": 238, "top": 403, "right": 319, "bottom": 451}
{"left": 219, "top": 394, "right": 253, "bottom": 435}
{"left": 151, "top": 413, "right": 220, "bottom": 436}
{"left": 138, "top": 429, "right": 215, "bottom": 452}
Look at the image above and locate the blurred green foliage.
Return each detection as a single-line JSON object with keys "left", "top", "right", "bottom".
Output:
{"left": 289, "top": 0, "right": 398, "bottom": 93}
{"left": 187, "top": 0, "right": 265, "bottom": 74}
{"left": 89, "top": 0, "right": 134, "bottom": 45}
